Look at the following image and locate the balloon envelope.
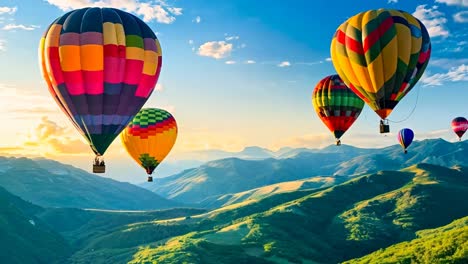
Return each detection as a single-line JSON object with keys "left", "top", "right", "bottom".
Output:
{"left": 312, "top": 74, "right": 365, "bottom": 142}
{"left": 120, "top": 108, "right": 177, "bottom": 175}
{"left": 451, "top": 117, "right": 468, "bottom": 140}
{"left": 398, "top": 128, "right": 414, "bottom": 151}
{"left": 39, "top": 7, "right": 162, "bottom": 155}
{"left": 330, "top": 9, "right": 431, "bottom": 120}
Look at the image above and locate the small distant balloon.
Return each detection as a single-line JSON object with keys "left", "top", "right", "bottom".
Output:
{"left": 451, "top": 117, "right": 468, "bottom": 141}
{"left": 398, "top": 128, "right": 414, "bottom": 154}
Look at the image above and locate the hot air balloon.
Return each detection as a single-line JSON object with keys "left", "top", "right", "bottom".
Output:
{"left": 39, "top": 7, "right": 162, "bottom": 173}
{"left": 451, "top": 117, "right": 468, "bottom": 141}
{"left": 312, "top": 74, "right": 365, "bottom": 145}
{"left": 330, "top": 9, "right": 431, "bottom": 133}
{"left": 120, "top": 108, "right": 177, "bottom": 182}
{"left": 398, "top": 128, "right": 414, "bottom": 154}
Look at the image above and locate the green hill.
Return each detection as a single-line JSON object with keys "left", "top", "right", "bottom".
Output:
{"left": 0, "top": 186, "right": 71, "bottom": 264}
{"left": 117, "top": 163, "right": 468, "bottom": 263}
{"left": 141, "top": 139, "right": 467, "bottom": 206}
{"left": 37, "top": 207, "right": 206, "bottom": 250}
{"left": 198, "top": 175, "right": 349, "bottom": 208}
{"left": 344, "top": 216, "right": 468, "bottom": 264}
{"left": 0, "top": 157, "right": 178, "bottom": 210}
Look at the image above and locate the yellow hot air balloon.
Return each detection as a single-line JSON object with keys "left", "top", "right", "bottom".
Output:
{"left": 330, "top": 9, "right": 431, "bottom": 133}
{"left": 120, "top": 108, "right": 177, "bottom": 182}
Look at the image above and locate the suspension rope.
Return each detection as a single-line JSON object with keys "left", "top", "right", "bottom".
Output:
{"left": 387, "top": 84, "right": 421, "bottom": 124}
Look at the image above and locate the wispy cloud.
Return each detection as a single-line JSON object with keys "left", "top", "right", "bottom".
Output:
{"left": 193, "top": 16, "right": 201, "bottom": 23}
{"left": 388, "top": 0, "right": 398, "bottom": 3}
{"left": 2, "top": 23, "right": 39, "bottom": 31}
{"left": 278, "top": 61, "right": 291, "bottom": 67}
{"left": 0, "top": 6, "right": 16, "bottom": 15}
{"left": 325, "top": 57, "right": 332, "bottom": 62}
{"left": 454, "top": 11, "right": 468, "bottom": 23}
{"left": 413, "top": 5, "right": 449, "bottom": 38}
{"left": 421, "top": 64, "right": 468, "bottom": 86}
{"left": 430, "top": 58, "right": 468, "bottom": 69}
{"left": 244, "top": 60, "right": 256, "bottom": 64}
{"left": 225, "top": 60, "right": 236, "bottom": 64}
{"left": 0, "top": 39, "right": 5, "bottom": 51}
{"left": 435, "top": 0, "right": 468, "bottom": 7}
{"left": 45, "top": 0, "right": 182, "bottom": 23}
{"left": 225, "top": 35, "right": 240, "bottom": 41}
{"left": 155, "top": 83, "right": 164, "bottom": 92}
{"left": 198, "top": 41, "right": 233, "bottom": 59}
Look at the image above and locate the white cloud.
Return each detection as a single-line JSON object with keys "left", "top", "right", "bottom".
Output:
{"left": 225, "top": 60, "right": 236, "bottom": 64}
{"left": 245, "top": 60, "right": 256, "bottom": 64}
{"left": 188, "top": 39, "right": 194, "bottom": 45}
{"left": 421, "top": 64, "right": 468, "bottom": 86}
{"left": 225, "top": 35, "right": 239, "bottom": 41}
{"left": 168, "top": 7, "right": 182, "bottom": 16}
{"left": 430, "top": 58, "right": 468, "bottom": 69}
{"left": 197, "top": 41, "right": 233, "bottom": 59}
{"left": 2, "top": 24, "right": 39, "bottom": 31}
{"left": 0, "top": 39, "right": 5, "bottom": 51}
{"left": 325, "top": 57, "right": 332, "bottom": 62}
{"left": 278, "top": 61, "right": 291, "bottom": 67}
{"left": 193, "top": 16, "right": 201, "bottom": 23}
{"left": 435, "top": 0, "right": 468, "bottom": 7}
{"left": 413, "top": 5, "right": 449, "bottom": 38}
{"left": 388, "top": 0, "right": 398, "bottom": 3}
{"left": 0, "top": 6, "right": 17, "bottom": 15}
{"left": 155, "top": 83, "right": 164, "bottom": 92}
{"left": 454, "top": 11, "right": 468, "bottom": 23}
{"left": 45, "top": 0, "right": 182, "bottom": 24}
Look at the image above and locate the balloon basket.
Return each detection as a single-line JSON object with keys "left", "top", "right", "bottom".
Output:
{"left": 93, "top": 165, "right": 106, "bottom": 173}
{"left": 380, "top": 120, "right": 390, "bottom": 134}
{"left": 147, "top": 176, "right": 153, "bottom": 182}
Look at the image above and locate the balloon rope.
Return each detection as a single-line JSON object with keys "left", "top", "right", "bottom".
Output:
{"left": 388, "top": 84, "right": 421, "bottom": 124}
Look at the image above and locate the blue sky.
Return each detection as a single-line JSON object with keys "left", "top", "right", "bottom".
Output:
{"left": 0, "top": 0, "right": 467, "bottom": 181}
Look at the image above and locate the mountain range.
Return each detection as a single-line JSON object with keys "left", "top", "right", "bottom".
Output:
{"left": 56, "top": 163, "right": 468, "bottom": 263}
{"left": 142, "top": 139, "right": 468, "bottom": 206}
{"left": 0, "top": 138, "right": 466, "bottom": 263}
{"left": 0, "top": 157, "right": 178, "bottom": 210}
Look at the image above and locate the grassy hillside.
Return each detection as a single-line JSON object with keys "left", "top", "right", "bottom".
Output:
{"left": 143, "top": 139, "right": 467, "bottom": 205}
{"left": 119, "top": 163, "right": 468, "bottom": 263}
{"left": 37, "top": 207, "right": 206, "bottom": 250}
{"left": 198, "top": 175, "right": 349, "bottom": 208}
{"left": 344, "top": 216, "right": 468, "bottom": 263}
{"left": 0, "top": 186, "right": 71, "bottom": 264}
{"left": 0, "top": 157, "right": 178, "bottom": 210}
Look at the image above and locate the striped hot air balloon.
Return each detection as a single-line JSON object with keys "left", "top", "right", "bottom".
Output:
{"left": 451, "top": 117, "right": 468, "bottom": 141}
{"left": 39, "top": 8, "right": 162, "bottom": 173}
{"left": 120, "top": 108, "right": 178, "bottom": 182}
{"left": 330, "top": 9, "right": 431, "bottom": 132}
{"left": 397, "top": 128, "right": 414, "bottom": 154}
{"left": 312, "top": 74, "right": 365, "bottom": 145}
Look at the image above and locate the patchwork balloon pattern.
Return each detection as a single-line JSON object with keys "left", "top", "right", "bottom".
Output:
{"left": 39, "top": 7, "right": 162, "bottom": 156}
{"left": 330, "top": 9, "right": 431, "bottom": 120}
{"left": 312, "top": 74, "right": 364, "bottom": 144}
{"left": 120, "top": 108, "right": 178, "bottom": 177}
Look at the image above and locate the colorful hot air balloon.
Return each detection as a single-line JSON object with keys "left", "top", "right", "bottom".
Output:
{"left": 451, "top": 117, "right": 468, "bottom": 141}
{"left": 312, "top": 74, "right": 365, "bottom": 145}
{"left": 330, "top": 9, "right": 431, "bottom": 133}
{"left": 39, "top": 7, "right": 162, "bottom": 173}
{"left": 398, "top": 128, "right": 414, "bottom": 154}
{"left": 120, "top": 108, "right": 177, "bottom": 182}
